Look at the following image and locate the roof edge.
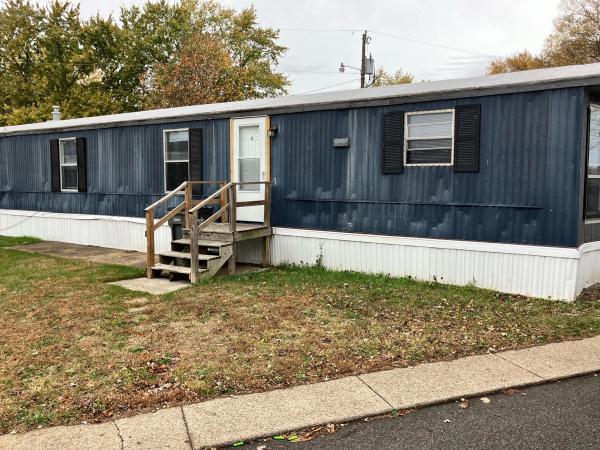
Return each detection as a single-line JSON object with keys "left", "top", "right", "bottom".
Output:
{"left": 2, "top": 63, "right": 600, "bottom": 137}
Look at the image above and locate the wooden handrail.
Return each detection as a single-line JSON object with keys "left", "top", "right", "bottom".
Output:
{"left": 189, "top": 182, "right": 232, "bottom": 214}
{"left": 197, "top": 204, "right": 229, "bottom": 232}
{"left": 154, "top": 201, "right": 185, "bottom": 230}
{"left": 188, "top": 180, "right": 226, "bottom": 185}
{"left": 144, "top": 181, "right": 187, "bottom": 212}
{"left": 146, "top": 179, "right": 272, "bottom": 280}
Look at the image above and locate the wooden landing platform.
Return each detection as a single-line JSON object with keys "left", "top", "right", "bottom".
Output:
{"left": 198, "top": 222, "right": 271, "bottom": 243}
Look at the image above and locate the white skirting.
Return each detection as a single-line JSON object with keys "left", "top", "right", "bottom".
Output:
{"left": 270, "top": 228, "right": 587, "bottom": 302}
{"left": 2, "top": 209, "right": 600, "bottom": 301}
{"left": 0, "top": 209, "right": 172, "bottom": 253}
{"left": 0, "top": 209, "right": 261, "bottom": 263}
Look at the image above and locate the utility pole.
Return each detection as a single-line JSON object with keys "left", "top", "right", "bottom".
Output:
{"left": 339, "top": 30, "right": 374, "bottom": 88}
{"left": 360, "top": 30, "right": 367, "bottom": 88}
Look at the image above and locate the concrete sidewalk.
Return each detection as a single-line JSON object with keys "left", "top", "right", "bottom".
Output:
{"left": 2, "top": 336, "right": 599, "bottom": 450}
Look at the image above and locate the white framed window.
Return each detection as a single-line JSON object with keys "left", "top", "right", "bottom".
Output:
{"left": 585, "top": 103, "right": 600, "bottom": 220}
{"left": 164, "top": 129, "right": 189, "bottom": 192}
{"left": 59, "top": 138, "right": 78, "bottom": 191}
{"left": 404, "top": 109, "right": 455, "bottom": 166}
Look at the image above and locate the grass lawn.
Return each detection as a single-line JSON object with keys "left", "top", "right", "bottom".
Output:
{"left": 1, "top": 238, "right": 600, "bottom": 433}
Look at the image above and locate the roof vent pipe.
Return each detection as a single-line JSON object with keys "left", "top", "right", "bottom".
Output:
{"left": 51, "top": 106, "right": 61, "bottom": 121}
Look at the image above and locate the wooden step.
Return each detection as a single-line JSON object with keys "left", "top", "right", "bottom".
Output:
{"left": 158, "top": 251, "right": 219, "bottom": 261}
{"left": 151, "top": 263, "right": 208, "bottom": 275}
{"left": 171, "top": 239, "right": 232, "bottom": 248}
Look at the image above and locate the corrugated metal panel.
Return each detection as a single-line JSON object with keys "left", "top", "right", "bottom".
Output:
{"left": 270, "top": 87, "right": 584, "bottom": 247}
{"left": 582, "top": 223, "right": 600, "bottom": 242}
{"left": 0, "top": 119, "right": 230, "bottom": 217}
{"left": 577, "top": 242, "right": 600, "bottom": 292}
{"left": 270, "top": 228, "right": 580, "bottom": 301}
{"left": 0, "top": 209, "right": 171, "bottom": 253}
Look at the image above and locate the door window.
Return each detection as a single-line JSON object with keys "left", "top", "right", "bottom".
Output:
{"left": 238, "top": 125, "right": 261, "bottom": 191}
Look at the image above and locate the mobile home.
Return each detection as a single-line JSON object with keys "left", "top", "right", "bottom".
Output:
{"left": 2, "top": 63, "right": 600, "bottom": 300}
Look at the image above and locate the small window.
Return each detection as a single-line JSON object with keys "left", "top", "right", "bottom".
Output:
{"left": 238, "top": 125, "right": 261, "bottom": 192}
{"left": 585, "top": 103, "right": 600, "bottom": 219}
{"left": 164, "top": 129, "right": 189, "bottom": 192}
{"left": 405, "top": 110, "right": 454, "bottom": 166}
{"left": 59, "top": 138, "right": 78, "bottom": 191}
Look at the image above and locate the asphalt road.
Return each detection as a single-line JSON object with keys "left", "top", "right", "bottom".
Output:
{"left": 251, "top": 373, "right": 600, "bottom": 450}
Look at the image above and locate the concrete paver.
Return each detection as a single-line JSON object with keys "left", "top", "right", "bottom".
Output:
{"left": 0, "top": 422, "right": 120, "bottom": 450}
{"left": 110, "top": 277, "right": 190, "bottom": 294}
{"left": 498, "top": 334, "right": 600, "bottom": 380}
{"left": 359, "top": 353, "right": 542, "bottom": 410}
{"left": 115, "top": 407, "right": 190, "bottom": 450}
{"left": 182, "top": 376, "right": 390, "bottom": 448}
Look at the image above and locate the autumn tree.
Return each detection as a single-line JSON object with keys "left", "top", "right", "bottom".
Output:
{"left": 370, "top": 67, "right": 414, "bottom": 87}
{"left": 489, "top": 0, "right": 600, "bottom": 74}
{"left": 487, "top": 50, "right": 547, "bottom": 75}
{"left": 544, "top": 0, "right": 600, "bottom": 66}
{"left": 146, "top": 33, "right": 239, "bottom": 108}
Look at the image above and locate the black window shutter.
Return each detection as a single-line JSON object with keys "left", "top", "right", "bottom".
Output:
{"left": 76, "top": 137, "right": 87, "bottom": 192}
{"left": 454, "top": 104, "right": 481, "bottom": 172}
{"left": 382, "top": 111, "right": 404, "bottom": 174}
{"left": 188, "top": 128, "right": 203, "bottom": 195}
{"left": 50, "top": 139, "right": 60, "bottom": 192}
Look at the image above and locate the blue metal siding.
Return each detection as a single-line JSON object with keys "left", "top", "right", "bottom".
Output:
{"left": 0, "top": 87, "right": 584, "bottom": 247}
{"left": 270, "top": 87, "right": 584, "bottom": 247}
{"left": 0, "top": 119, "right": 229, "bottom": 217}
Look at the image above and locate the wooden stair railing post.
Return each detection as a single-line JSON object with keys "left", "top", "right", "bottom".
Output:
{"left": 189, "top": 209, "right": 199, "bottom": 283}
{"left": 228, "top": 183, "right": 237, "bottom": 275}
{"left": 262, "top": 181, "right": 271, "bottom": 267}
{"left": 184, "top": 181, "right": 192, "bottom": 229}
{"left": 221, "top": 181, "right": 229, "bottom": 223}
{"left": 264, "top": 181, "right": 271, "bottom": 228}
{"left": 145, "top": 209, "right": 155, "bottom": 278}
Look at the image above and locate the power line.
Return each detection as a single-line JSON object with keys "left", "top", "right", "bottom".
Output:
{"left": 279, "top": 27, "right": 493, "bottom": 57}
{"left": 279, "top": 28, "right": 361, "bottom": 33}
{"left": 292, "top": 78, "right": 360, "bottom": 96}
{"left": 363, "top": 30, "right": 493, "bottom": 57}
{"left": 281, "top": 70, "right": 356, "bottom": 75}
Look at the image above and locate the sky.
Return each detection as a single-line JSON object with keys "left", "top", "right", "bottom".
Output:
{"left": 31, "top": 0, "right": 562, "bottom": 95}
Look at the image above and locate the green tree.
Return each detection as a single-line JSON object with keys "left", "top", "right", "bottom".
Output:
{"left": 370, "top": 67, "right": 414, "bottom": 87}
{"left": 0, "top": 0, "right": 288, "bottom": 125}
{"left": 0, "top": 0, "right": 45, "bottom": 124}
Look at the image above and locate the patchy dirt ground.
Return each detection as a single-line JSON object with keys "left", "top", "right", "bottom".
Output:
{"left": 14, "top": 241, "right": 147, "bottom": 268}
{"left": 1, "top": 238, "right": 599, "bottom": 433}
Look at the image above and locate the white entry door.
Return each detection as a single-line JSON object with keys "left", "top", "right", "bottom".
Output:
{"left": 232, "top": 116, "right": 268, "bottom": 222}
